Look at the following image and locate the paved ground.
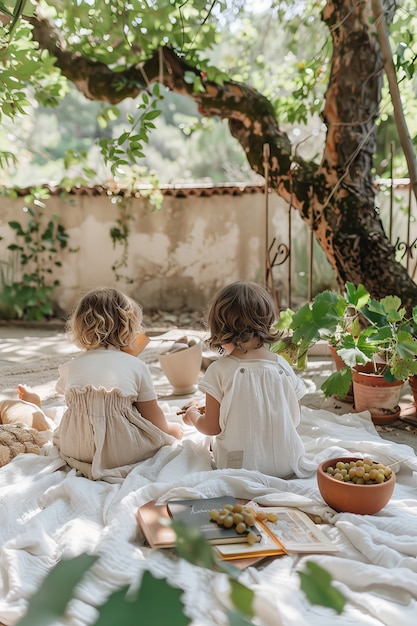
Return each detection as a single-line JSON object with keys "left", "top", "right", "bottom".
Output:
{"left": 1, "top": 322, "right": 417, "bottom": 454}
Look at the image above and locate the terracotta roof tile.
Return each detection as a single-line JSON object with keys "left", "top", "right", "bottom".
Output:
{"left": 2, "top": 179, "right": 409, "bottom": 198}
{"left": 5, "top": 182, "right": 266, "bottom": 198}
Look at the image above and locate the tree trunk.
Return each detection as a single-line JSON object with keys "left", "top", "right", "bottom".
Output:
{"left": 27, "top": 1, "right": 417, "bottom": 307}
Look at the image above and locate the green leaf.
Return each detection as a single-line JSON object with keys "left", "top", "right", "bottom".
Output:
{"left": 274, "top": 308, "right": 294, "bottom": 331}
{"left": 94, "top": 571, "right": 190, "bottom": 626}
{"left": 8, "top": 220, "right": 23, "bottom": 231}
{"left": 228, "top": 579, "right": 254, "bottom": 619}
{"left": 395, "top": 331, "right": 417, "bottom": 359}
{"left": 136, "top": 571, "right": 190, "bottom": 626}
{"left": 378, "top": 295, "right": 405, "bottom": 323}
{"left": 344, "top": 282, "right": 370, "bottom": 309}
{"left": 171, "top": 520, "right": 217, "bottom": 569}
{"left": 16, "top": 555, "right": 97, "bottom": 626}
{"left": 336, "top": 333, "right": 376, "bottom": 367}
{"left": 321, "top": 367, "right": 352, "bottom": 398}
{"left": 298, "top": 561, "right": 346, "bottom": 614}
{"left": 193, "top": 75, "right": 206, "bottom": 93}
{"left": 92, "top": 586, "right": 132, "bottom": 626}
{"left": 291, "top": 298, "right": 342, "bottom": 354}
{"left": 144, "top": 109, "right": 161, "bottom": 120}
{"left": 118, "top": 131, "right": 129, "bottom": 145}
{"left": 0, "top": 2, "right": 14, "bottom": 17}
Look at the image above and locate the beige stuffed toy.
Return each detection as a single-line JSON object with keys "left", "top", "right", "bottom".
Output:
{"left": 0, "top": 423, "right": 45, "bottom": 467}
{"left": 0, "top": 400, "right": 53, "bottom": 467}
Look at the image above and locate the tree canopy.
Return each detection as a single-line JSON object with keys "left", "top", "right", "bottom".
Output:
{"left": 1, "top": 0, "right": 417, "bottom": 305}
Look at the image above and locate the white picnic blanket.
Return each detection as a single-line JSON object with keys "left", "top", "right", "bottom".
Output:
{"left": 0, "top": 405, "right": 416, "bottom": 626}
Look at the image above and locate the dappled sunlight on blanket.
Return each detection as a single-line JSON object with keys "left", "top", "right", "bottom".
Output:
{"left": 0, "top": 402, "right": 416, "bottom": 625}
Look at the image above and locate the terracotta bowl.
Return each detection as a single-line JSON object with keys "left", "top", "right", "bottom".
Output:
{"left": 317, "top": 457, "right": 396, "bottom": 515}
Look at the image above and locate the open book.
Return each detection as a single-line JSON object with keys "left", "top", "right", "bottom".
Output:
{"left": 253, "top": 502, "right": 337, "bottom": 552}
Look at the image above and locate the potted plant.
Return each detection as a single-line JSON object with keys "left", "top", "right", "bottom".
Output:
{"left": 272, "top": 282, "right": 371, "bottom": 400}
{"left": 338, "top": 294, "right": 417, "bottom": 423}
{"left": 272, "top": 284, "right": 417, "bottom": 423}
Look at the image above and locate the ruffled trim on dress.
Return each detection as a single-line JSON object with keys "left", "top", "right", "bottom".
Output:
{"left": 54, "top": 386, "right": 176, "bottom": 482}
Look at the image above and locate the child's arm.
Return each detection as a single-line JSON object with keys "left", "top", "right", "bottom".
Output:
{"left": 183, "top": 393, "right": 221, "bottom": 435}
{"left": 134, "top": 399, "right": 183, "bottom": 439}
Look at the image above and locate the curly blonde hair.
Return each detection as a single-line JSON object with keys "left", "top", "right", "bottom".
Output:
{"left": 67, "top": 287, "right": 144, "bottom": 351}
{"left": 205, "top": 281, "right": 279, "bottom": 352}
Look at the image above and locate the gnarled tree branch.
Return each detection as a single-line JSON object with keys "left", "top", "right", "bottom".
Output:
{"left": 27, "top": 2, "right": 417, "bottom": 307}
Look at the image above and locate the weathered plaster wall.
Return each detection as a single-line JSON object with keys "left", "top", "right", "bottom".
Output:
{"left": 0, "top": 188, "right": 298, "bottom": 313}
{"left": 1, "top": 182, "right": 414, "bottom": 314}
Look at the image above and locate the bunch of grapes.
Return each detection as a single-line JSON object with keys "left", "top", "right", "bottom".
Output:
{"left": 209, "top": 503, "right": 279, "bottom": 544}
{"left": 326, "top": 459, "right": 392, "bottom": 485}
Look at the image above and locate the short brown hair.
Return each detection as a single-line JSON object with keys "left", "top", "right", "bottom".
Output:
{"left": 67, "top": 287, "right": 144, "bottom": 351}
{"left": 205, "top": 281, "right": 279, "bottom": 352}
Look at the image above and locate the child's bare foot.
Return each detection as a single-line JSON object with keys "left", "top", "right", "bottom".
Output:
{"left": 17, "top": 384, "right": 42, "bottom": 408}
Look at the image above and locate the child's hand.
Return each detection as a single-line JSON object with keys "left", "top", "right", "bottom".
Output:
{"left": 169, "top": 422, "right": 184, "bottom": 440}
{"left": 183, "top": 405, "right": 201, "bottom": 426}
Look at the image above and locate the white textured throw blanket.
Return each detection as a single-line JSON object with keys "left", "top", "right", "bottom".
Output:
{"left": 0, "top": 402, "right": 416, "bottom": 626}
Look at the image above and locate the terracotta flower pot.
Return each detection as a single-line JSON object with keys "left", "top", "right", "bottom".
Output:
{"left": 159, "top": 339, "right": 203, "bottom": 395}
{"left": 352, "top": 363, "right": 403, "bottom": 425}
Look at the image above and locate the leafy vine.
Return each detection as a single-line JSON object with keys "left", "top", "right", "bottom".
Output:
{"left": 0, "top": 186, "right": 75, "bottom": 320}
{"left": 109, "top": 167, "right": 163, "bottom": 284}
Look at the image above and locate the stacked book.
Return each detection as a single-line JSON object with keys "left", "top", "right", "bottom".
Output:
{"left": 136, "top": 496, "right": 338, "bottom": 565}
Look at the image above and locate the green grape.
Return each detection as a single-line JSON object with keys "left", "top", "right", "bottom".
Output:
{"left": 223, "top": 515, "right": 234, "bottom": 528}
{"left": 216, "top": 513, "right": 227, "bottom": 525}
{"left": 348, "top": 467, "right": 357, "bottom": 479}
{"left": 326, "top": 458, "right": 391, "bottom": 485}
{"left": 235, "top": 522, "right": 247, "bottom": 534}
{"left": 369, "top": 469, "right": 379, "bottom": 481}
{"left": 242, "top": 512, "right": 255, "bottom": 526}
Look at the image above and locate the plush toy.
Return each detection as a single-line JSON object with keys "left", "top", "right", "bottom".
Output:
{"left": 0, "top": 423, "right": 45, "bottom": 467}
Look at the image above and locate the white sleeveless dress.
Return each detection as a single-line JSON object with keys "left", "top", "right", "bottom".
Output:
{"left": 199, "top": 354, "right": 315, "bottom": 478}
